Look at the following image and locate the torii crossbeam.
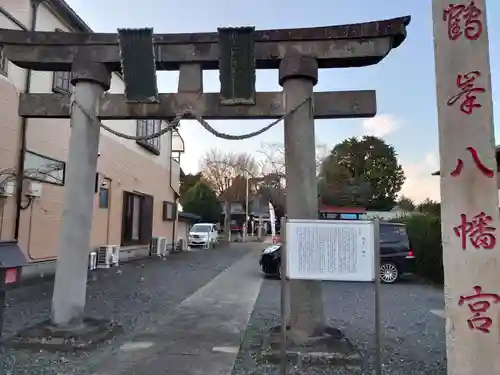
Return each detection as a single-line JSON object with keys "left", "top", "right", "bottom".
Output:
{"left": 0, "top": 16, "right": 410, "bottom": 120}
{"left": 0, "top": 16, "right": 409, "bottom": 71}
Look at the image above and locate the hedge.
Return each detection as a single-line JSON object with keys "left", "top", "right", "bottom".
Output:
{"left": 396, "top": 214, "right": 444, "bottom": 284}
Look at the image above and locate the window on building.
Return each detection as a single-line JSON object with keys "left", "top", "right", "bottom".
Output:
{"left": 136, "top": 120, "right": 161, "bottom": 155}
{"left": 162, "top": 201, "right": 177, "bottom": 221}
{"left": 53, "top": 71, "right": 72, "bottom": 94}
{"left": 121, "top": 191, "right": 154, "bottom": 245}
{"left": 52, "top": 28, "right": 73, "bottom": 94}
{"left": 0, "top": 46, "right": 7, "bottom": 76}
{"left": 320, "top": 213, "right": 340, "bottom": 220}
{"left": 98, "top": 177, "right": 111, "bottom": 208}
{"left": 23, "top": 150, "right": 66, "bottom": 185}
{"left": 99, "top": 187, "right": 109, "bottom": 209}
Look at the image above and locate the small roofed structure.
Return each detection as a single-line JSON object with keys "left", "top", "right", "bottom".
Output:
{"left": 319, "top": 205, "right": 366, "bottom": 220}
{"left": 176, "top": 211, "right": 201, "bottom": 251}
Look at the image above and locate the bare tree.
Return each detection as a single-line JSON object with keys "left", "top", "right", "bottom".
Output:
{"left": 258, "top": 141, "right": 329, "bottom": 178}
{"left": 258, "top": 142, "right": 286, "bottom": 177}
{"left": 200, "top": 149, "right": 260, "bottom": 237}
{"left": 199, "top": 149, "right": 259, "bottom": 197}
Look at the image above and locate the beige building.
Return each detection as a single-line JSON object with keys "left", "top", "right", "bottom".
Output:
{"left": 0, "top": 0, "right": 184, "bottom": 278}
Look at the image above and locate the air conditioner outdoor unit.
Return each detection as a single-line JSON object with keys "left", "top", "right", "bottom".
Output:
{"left": 111, "top": 245, "right": 120, "bottom": 266}
{"left": 0, "top": 181, "right": 15, "bottom": 197}
{"left": 150, "top": 237, "right": 160, "bottom": 256}
{"left": 151, "top": 237, "right": 168, "bottom": 257}
{"left": 158, "top": 237, "right": 168, "bottom": 256}
{"left": 89, "top": 251, "right": 97, "bottom": 270}
{"left": 25, "top": 180, "right": 43, "bottom": 197}
{"left": 96, "top": 245, "right": 120, "bottom": 268}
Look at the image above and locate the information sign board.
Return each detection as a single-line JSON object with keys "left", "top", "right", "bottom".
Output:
{"left": 286, "top": 219, "right": 375, "bottom": 281}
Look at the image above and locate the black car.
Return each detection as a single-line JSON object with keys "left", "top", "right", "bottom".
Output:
{"left": 259, "top": 222, "right": 415, "bottom": 284}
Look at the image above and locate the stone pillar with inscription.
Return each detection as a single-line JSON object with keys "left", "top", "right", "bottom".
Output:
{"left": 432, "top": 1, "right": 500, "bottom": 374}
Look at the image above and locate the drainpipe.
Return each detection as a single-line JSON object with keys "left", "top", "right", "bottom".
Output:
{"left": 169, "top": 133, "right": 177, "bottom": 250}
{"left": 14, "top": 0, "right": 42, "bottom": 240}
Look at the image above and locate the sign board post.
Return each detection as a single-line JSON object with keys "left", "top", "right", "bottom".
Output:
{"left": 284, "top": 219, "right": 381, "bottom": 374}
{"left": 280, "top": 216, "right": 288, "bottom": 375}
{"left": 432, "top": 1, "right": 500, "bottom": 374}
{"left": 373, "top": 219, "right": 381, "bottom": 375}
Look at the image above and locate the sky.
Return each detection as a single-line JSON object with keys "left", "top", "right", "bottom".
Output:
{"left": 66, "top": 0, "right": 500, "bottom": 204}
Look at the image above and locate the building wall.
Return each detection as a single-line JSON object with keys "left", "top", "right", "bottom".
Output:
{"left": 0, "top": 75, "right": 20, "bottom": 243}
{"left": 0, "top": 1, "right": 178, "bottom": 263}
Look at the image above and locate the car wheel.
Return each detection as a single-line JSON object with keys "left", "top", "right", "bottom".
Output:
{"left": 278, "top": 262, "right": 283, "bottom": 279}
{"left": 380, "top": 262, "right": 399, "bottom": 284}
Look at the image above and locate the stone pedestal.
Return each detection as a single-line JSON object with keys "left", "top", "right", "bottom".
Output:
{"left": 259, "top": 325, "right": 361, "bottom": 369}
{"left": 2, "top": 318, "right": 121, "bottom": 352}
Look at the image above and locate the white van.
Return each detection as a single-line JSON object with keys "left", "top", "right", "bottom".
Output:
{"left": 188, "top": 223, "right": 218, "bottom": 248}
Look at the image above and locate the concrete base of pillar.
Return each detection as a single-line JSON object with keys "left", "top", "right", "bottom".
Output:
{"left": 1, "top": 317, "right": 122, "bottom": 352}
{"left": 259, "top": 325, "right": 361, "bottom": 369}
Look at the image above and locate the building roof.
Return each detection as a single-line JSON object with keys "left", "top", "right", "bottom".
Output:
{"left": 319, "top": 205, "right": 367, "bottom": 213}
{"left": 178, "top": 212, "right": 201, "bottom": 222}
{"left": 46, "top": 0, "right": 93, "bottom": 32}
{"left": 431, "top": 146, "right": 500, "bottom": 176}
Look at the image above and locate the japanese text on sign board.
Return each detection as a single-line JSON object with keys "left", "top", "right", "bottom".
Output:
{"left": 443, "top": 1, "right": 483, "bottom": 41}
{"left": 458, "top": 286, "right": 500, "bottom": 333}
{"left": 454, "top": 212, "right": 496, "bottom": 250}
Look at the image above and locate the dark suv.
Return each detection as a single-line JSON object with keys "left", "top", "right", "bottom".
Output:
{"left": 259, "top": 222, "right": 415, "bottom": 284}
{"left": 379, "top": 222, "right": 415, "bottom": 283}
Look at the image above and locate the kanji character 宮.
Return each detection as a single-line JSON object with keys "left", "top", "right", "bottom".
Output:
{"left": 458, "top": 285, "right": 500, "bottom": 333}
{"left": 450, "top": 147, "right": 494, "bottom": 178}
{"left": 454, "top": 212, "right": 496, "bottom": 250}
{"left": 443, "top": 1, "right": 483, "bottom": 41}
{"left": 447, "top": 71, "right": 485, "bottom": 115}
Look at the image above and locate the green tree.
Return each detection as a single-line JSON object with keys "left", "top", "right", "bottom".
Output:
{"left": 180, "top": 172, "right": 203, "bottom": 198}
{"left": 319, "top": 136, "right": 405, "bottom": 210}
{"left": 397, "top": 195, "right": 416, "bottom": 211}
{"left": 417, "top": 198, "right": 441, "bottom": 217}
{"left": 254, "top": 172, "right": 286, "bottom": 217}
{"left": 180, "top": 182, "right": 221, "bottom": 223}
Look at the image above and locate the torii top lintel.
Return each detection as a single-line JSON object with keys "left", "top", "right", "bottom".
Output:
{"left": 0, "top": 16, "right": 410, "bottom": 71}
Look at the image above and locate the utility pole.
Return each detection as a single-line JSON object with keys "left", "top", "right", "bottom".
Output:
{"left": 51, "top": 61, "right": 111, "bottom": 326}
{"left": 280, "top": 55, "right": 324, "bottom": 340}
{"left": 244, "top": 172, "right": 249, "bottom": 242}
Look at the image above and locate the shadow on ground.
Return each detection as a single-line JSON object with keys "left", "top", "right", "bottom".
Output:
{"left": 1, "top": 245, "right": 252, "bottom": 375}
{"left": 231, "top": 278, "right": 446, "bottom": 375}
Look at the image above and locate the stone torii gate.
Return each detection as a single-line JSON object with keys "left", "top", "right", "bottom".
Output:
{"left": 0, "top": 17, "right": 410, "bottom": 348}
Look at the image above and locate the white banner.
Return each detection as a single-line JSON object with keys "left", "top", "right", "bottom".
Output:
{"left": 268, "top": 201, "right": 276, "bottom": 237}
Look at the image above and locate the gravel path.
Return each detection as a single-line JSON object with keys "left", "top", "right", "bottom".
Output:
{"left": 0, "top": 245, "right": 252, "bottom": 375}
{"left": 232, "top": 278, "right": 446, "bottom": 375}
